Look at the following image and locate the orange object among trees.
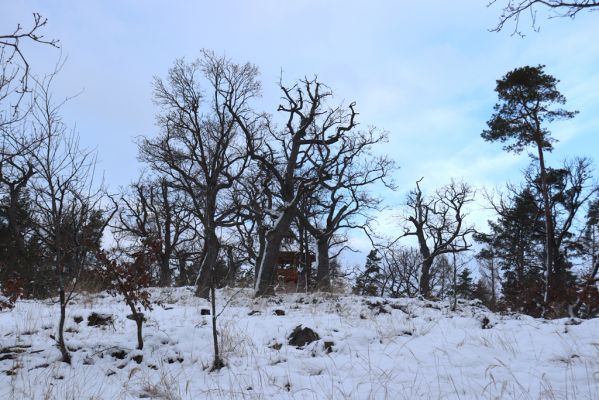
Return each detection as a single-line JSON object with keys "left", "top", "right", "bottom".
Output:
{"left": 274, "top": 251, "right": 315, "bottom": 284}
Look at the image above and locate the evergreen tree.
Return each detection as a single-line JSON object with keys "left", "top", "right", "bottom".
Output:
{"left": 472, "top": 279, "right": 493, "bottom": 307}
{"left": 456, "top": 267, "right": 475, "bottom": 299}
{"left": 477, "top": 187, "right": 546, "bottom": 315}
{"left": 354, "top": 250, "right": 382, "bottom": 296}
{"left": 482, "top": 65, "right": 578, "bottom": 311}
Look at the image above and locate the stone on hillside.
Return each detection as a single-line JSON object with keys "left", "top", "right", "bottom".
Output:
{"left": 288, "top": 325, "right": 320, "bottom": 347}
{"left": 87, "top": 312, "right": 113, "bottom": 327}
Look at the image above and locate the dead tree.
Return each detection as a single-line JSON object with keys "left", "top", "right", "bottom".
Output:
{"left": 490, "top": 0, "right": 599, "bottom": 34}
{"left": 228, "top": 77, "right": 358, "bottom": 297}
{"left": 140, "top": 51, "right": 257, "bottom": 300}
{"left": 114, "top": 176, "right": 197, "bottom": 286}
{"left": 398, "top": 179, "right": 475, "bottom": 299}
{"left": 296, "top": 128, "right": 395, "bottom": 291}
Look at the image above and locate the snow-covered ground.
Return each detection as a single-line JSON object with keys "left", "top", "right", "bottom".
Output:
{"left": 1, "top": 287, "right": 599, "bottom": 399}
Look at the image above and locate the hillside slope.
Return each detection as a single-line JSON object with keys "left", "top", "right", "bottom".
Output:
{"left": 1, "top": 287, "right": 598, "bottom": 399}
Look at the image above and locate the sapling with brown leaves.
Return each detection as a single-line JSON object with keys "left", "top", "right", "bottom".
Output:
{"left": 97, "top": 238, "right": 160, "bottom": 351}
{"left": 0, "top": 275, "right": 25, "bottom": 310}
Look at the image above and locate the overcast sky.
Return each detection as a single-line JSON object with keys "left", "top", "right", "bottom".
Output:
{"left": 3, "top": 1, "right": 598, "bottom": 263}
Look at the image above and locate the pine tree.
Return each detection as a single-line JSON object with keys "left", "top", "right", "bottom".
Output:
{"left": 477, "top": 187, "right": 546, "bottom": 316}
{"left": 456, "top": 267, "right": 475, "bottom": 299}
{"left": 354, "top": 250, "right": 382, "bottom": 296}
{"left": 482, "top": 65, "right": 578, "bottom": 311}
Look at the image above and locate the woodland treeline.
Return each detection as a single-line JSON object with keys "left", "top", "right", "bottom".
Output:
{"left": 1, "top": 8, "right": 598, "bottom": 366}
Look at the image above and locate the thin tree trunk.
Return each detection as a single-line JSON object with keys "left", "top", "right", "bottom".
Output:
{"left": 451, "top": 253, "right": 458, "bottom": 311}
{"left": 57, "top": 278, "right": 71, "bottom": 363}
{"left": 490, "top": 257, "right": 497, "bottom": 310}
{"left": 255, "top": 226, "right": 266, "bottom": 281}
{"left": 128, "top": 302, "right": 144, "bottom": 350}
{"left": 209, "top": 282, "right": 224, "bottom": 371}
{"left": 538, "top": 144, "right": 556, "bottom": 315}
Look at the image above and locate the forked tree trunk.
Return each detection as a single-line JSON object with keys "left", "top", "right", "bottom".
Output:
{"left": 413, "top": 218, "right": 433, "bottom": 298}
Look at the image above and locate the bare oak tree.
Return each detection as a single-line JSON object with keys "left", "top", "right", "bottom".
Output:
{"left": 228, "top": 77, "right": 358, "bottom": 297}
{"left": 296, "top": 128, "right": 395, "bottom": 290}
{"left": 140, "top": 51, "right": 258, "bottom": 301}
{"left": 397, "top": 179, "right": 475, "bottom": 299}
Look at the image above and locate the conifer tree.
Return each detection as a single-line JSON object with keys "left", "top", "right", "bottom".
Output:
{"left": 482, "top": 65, "right": 577, "bottom": 312}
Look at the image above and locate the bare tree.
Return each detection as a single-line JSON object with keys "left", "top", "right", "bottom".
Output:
{"left": 231, "top": 163, "right": 274, "bottom": 282}
{"left": 140, "top": 51, "right": 259, "bottom": 371}
{"left": 475, "top": 245, "right": 499, "bottom": 310}
{"left": 1, "top": 14, "right": 58, "bottom": 289}
{"left": 378, "top": 245, "right": 422, "bottom": 297}
{"left": 140, "top": 51, "right": 257, "bottom": 302}
{"left": 490, "top": 0, "right": 599, "bottom": 34}
{"left": 228, "top": 77, "right": 358, "bottom": 297}
{"left": 296, "top": 128, "right": 395, "bottom": 290}
{"left": 397, "top": 179, "right": 475, "bottom": 299}
{"left": 29, "top": 73, "right": 113, "bottom": 363}
{"left": 114, "top": 176, "right": 198, "bottom": 286}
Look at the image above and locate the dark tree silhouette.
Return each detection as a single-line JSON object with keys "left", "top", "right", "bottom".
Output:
{"left": 397, "top": 179, "right": 475, "bottom": 299}
{"left": 140, "top": 51, "right": 257, "bottom": 300}
{"left": 228, "top": 77, "right": 359, "bottom": 297}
